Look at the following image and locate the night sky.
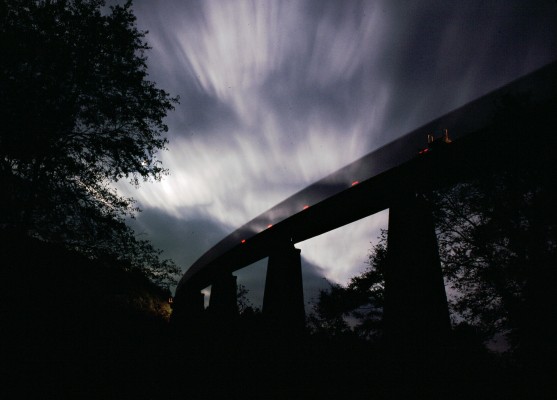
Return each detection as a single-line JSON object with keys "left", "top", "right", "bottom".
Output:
{"left": 115, "top": 0, "right": 557, "bottom": 307}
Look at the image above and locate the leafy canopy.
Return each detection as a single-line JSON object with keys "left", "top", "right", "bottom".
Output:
{"left": 1, "top": 0, "right": 179, "bottom": 287}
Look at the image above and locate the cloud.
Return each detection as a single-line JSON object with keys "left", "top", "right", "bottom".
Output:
{"left": 126, "top": 208, "right": 230, "bottom": 272}
{"left": 118, "top": 0, "right": 557, "bottom": 297}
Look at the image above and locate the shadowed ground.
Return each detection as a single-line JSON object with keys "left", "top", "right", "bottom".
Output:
{"left": 1, "top": 233, "right": 550, "bottom": 399}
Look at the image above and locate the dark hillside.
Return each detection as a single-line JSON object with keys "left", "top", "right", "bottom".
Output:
{"left": 0, "top": 230, "right": 172, "bottom": 398}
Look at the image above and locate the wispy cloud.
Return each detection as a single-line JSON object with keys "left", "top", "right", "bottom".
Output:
{"left": 121, "top": 0, "right": 557, "bottom": 290}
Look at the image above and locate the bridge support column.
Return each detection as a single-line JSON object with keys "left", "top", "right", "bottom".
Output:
{"left": 383, "top": 191, "right": 450, "bottom": 347}
{"left": 208, "top": 272, "right": 238, "bottom": 320}
{"left": 170, "top": 288, "right": 205, "bottom": 329}
{"left": 263, "top": 242, "right": 305, "bottom": 332}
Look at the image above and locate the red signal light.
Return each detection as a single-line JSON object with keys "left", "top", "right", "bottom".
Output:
{"left": 303, "top": 205, "right": 309, "bottom": 210}
{"left": 351, "top": 181, "right": 359, "bottom": 186}
{"left": 241, "top": 239, "right": 246, "bottom": 244}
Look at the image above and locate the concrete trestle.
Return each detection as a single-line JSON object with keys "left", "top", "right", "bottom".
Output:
{"left": 207, "top": 272, "right": 238, "bottom": 319}
{"left": 383, "top": 191, "right": 451, "bottom": 346}
{"left": 172, "top": 63, "right": 557, "bottom": 343}
{"left": 262, "top": 242, "right": 306, "bottom": 332}
{"left": 170, "top": 288, "right": 204, "bottom": 328}
{"left": 173, "top": 197, "right": 451, "bottom": 343}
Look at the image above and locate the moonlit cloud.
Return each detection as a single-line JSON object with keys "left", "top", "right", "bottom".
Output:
{"left": 118, "top": 0, "right": 557, "bottom": 294}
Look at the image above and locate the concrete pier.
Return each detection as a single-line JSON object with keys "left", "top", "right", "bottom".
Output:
{"left": 170, "top": 288, "right": 205, "bottom": 329}
{"left": 383, "top": 191, "right": 451, "bottom": 347}
{"left": 262, "top": 242, "right": 305, "bottom": 332}
{"left": 208, "top": 272, "right": 238, "bottom": 319}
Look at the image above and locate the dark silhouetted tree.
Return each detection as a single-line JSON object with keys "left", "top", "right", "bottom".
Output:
{"left": 236, "top": 283, "right": 260, "bottom": 316}
{"left": 0, "top": 0, "right": 179, "bottom": 287}
{"left": 433, "top": 173, "right": 557, "bottom": 353}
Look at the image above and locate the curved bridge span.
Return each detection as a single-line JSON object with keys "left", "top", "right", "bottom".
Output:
{"left": 173, "top": 61, "right": 557, "bottom": 336}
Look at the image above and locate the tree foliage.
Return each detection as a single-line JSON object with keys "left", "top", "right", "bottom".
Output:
{"left": 433, "top": 165, "right": 557, "bottom": 351}
{"left": 235, "top": 283, "right": 255, "bottom": 314}
{"left": 308, "top": 230, "right": 387, "bottom": 339}
{"left": 0, "top": 0, "right": 180, "bottom": 287}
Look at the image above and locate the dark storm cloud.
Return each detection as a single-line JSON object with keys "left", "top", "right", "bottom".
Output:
{"left": 127, "top": 207, "right": 230, "bottom": 273}
{"left": 372, "top": 1, "right": 557, "bottom": 142}
{"left": 116, "top": 0, "right": 557, "bottom": 290}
